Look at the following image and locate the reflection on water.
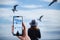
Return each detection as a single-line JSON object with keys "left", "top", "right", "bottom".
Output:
{"left": 0, "top": 31, "right": 60, "bottom": 40}
{"left": 0, "top": 37, "right": 60, "bottom": 40}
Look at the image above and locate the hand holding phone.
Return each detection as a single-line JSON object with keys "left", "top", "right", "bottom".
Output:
{"left": 13, "top": 16, "right": 23, "bottom": 36}
{"left": 12, "top": 17, "right": 31, "bottom": 40}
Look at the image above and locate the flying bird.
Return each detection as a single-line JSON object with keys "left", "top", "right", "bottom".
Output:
{"left": 12, "top": 5, "right": 18, "bottom": 13}
{"left": 38, "top": 15, "right": 44, "bottom": 22}
{"left": 49, "top": 0, "right": 57, "bottom": 6}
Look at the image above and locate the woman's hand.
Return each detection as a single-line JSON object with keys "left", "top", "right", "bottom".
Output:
{"left": 12, "top": 22, "right": 31, "bottom": 40}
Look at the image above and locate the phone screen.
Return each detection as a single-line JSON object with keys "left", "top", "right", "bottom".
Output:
{"left": 13, "top": 16, "right": 23, "bottom": 36}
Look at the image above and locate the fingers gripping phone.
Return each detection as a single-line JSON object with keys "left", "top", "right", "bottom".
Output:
{"left": 13, "top": 16, "right": 23, "bottom": 36}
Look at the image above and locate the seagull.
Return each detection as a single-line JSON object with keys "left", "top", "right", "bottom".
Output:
{"left": 49, "top": 0, "right": 57, "bottom": 6}
{"left": 12, "top": 5, "right": 18, "bottom": 13}
{"left": 38, "top": 15, "right": 44, "bottom": 22}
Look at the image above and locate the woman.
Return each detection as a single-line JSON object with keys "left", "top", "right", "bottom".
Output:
{"left": 28, "top": 20, "right": 41, "bottom": 40}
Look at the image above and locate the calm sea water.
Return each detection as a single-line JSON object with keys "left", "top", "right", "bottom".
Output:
{"left": 0, "top": 37, "right": 60, "bottom": 40}
{"left": 0, "top": 25, "right": 60, "bottom": 40}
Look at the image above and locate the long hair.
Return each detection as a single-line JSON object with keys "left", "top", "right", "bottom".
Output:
{"left": 30, "top": 26, "right": 38, "bottom": 30}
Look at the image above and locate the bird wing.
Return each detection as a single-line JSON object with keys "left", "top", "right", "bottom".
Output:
{"left": 14, "top": 5, "right": 18, "bottom": 10}
{"left": 49, "top": 0, "right": 57, "bottom": 6}
{"left": 49, "top": 1, "right": 54, "bottom": 6}
{"left": 40, "top": 15, "right": 43, "bottom": 19}
{"left": 38, "top": 15, "right": 43, "bottom": 21}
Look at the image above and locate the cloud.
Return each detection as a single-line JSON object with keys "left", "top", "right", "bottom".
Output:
{"left": 21, "top": 5, "right": 43, "bottom": 9}
{"left": 43, "top": 0, "right": 60, "bottom": 3}
{"left": 0, "top": 8, "right": 60, "bottom": 27}
{"left": 0, "top": 8, "right": 13, "bottom": 23}
{"left": 0, "top": 8, "right": 60, "bottom": 20}
{"left": 0, "top": 0, "right": 18, "bottom": 5}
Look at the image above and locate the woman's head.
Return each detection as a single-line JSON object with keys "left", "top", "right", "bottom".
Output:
{"left": 30, "top": 20, "right": 38, "bottom": 27}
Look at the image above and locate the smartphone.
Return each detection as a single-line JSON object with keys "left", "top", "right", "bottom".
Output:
{"left": 13, "top": 16, "right": 23, "bottom": 36}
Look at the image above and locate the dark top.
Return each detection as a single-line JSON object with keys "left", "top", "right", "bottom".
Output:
{"left": 28, "top": 28, "right": 41, "bottom": 40}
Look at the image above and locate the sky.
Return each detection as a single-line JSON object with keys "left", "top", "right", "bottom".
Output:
{"left": 0, "top": 0, "right": 60, "bottom": 40}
